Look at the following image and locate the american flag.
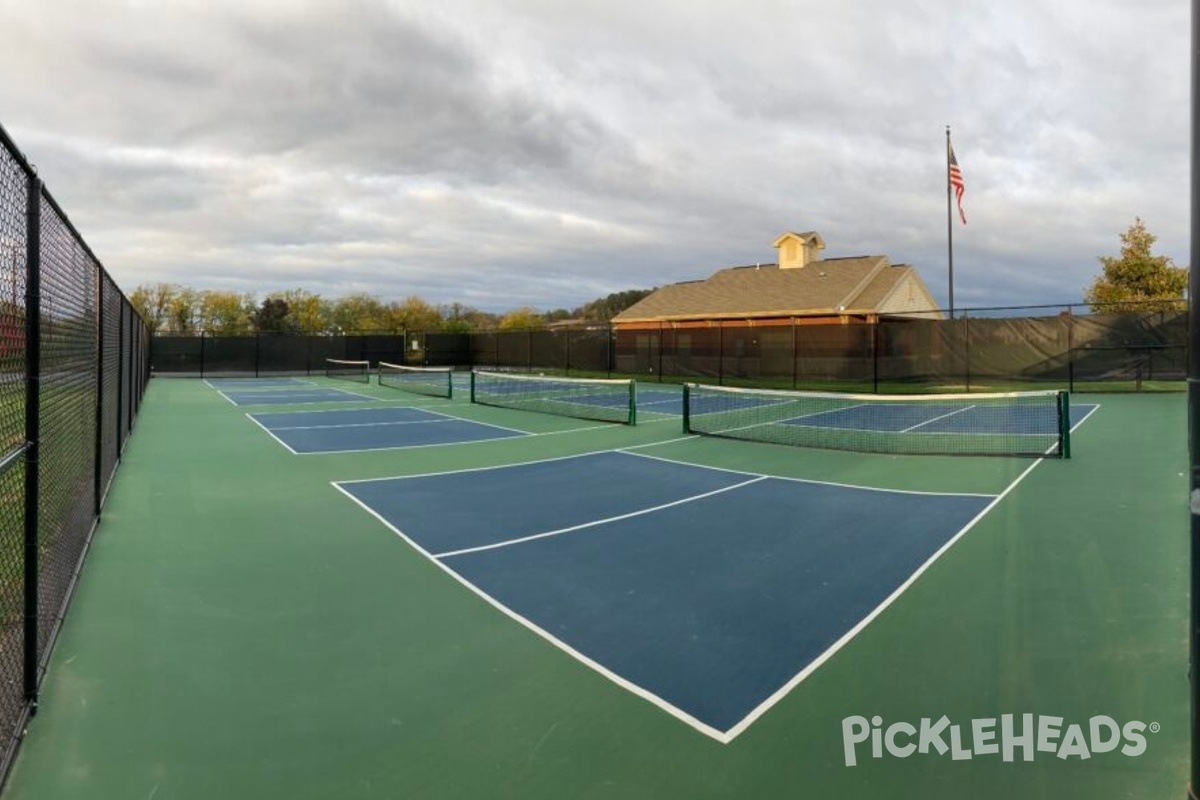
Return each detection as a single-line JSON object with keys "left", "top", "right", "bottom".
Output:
{"left": 949, "top": 146, "right": 967, "bottom": 224}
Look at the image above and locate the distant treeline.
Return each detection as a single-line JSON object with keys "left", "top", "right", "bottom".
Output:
{"left": 129, "top": 284, "right": 655, "bottom": 335}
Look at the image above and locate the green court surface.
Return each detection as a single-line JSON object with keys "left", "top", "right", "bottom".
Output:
{"left": 0, "top": 377, "right": 1186, "bottom": 799}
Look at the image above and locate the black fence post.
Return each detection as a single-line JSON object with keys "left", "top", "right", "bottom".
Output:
{"left": 963, "top": 313, "right": 972, "bottom": 393}
{"left": 1067, "top": 313, "right": 1075, "bottom": 393}
{"left": 791, "top": 317, "right": 798, "bottom": 390}
{"left": 718, "top": 324, "right": 724, "bottom": 386}
{"left": 658, "top": 321, "right": 664, "bottom": 383}
{"left": 22, "top": 175, "right": 41, "bottom": 711}
{"left": 116, "top": 303, "right": 124, "bottom": 453}
{"left": 93, "top": 274, "right": 104, "bottom": 515}
{"left": 199, "top": 330, "right": 206, "bottom": 378}
{"left": 606, "top": 325, "right": 613, "bottom": 377}
{"left": 872, "top": 318, "right": 880, "bottom": 394}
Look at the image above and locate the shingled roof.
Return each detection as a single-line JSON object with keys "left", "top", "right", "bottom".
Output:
{"left": 614, "top": 254, "right": 940, "bottom": 323}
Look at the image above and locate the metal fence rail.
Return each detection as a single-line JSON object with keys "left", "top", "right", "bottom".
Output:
{"left": 0, "top": 120, "right": 149, "bottom": 787}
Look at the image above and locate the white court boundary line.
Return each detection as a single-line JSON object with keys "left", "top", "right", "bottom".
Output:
{"left": 621, "top": 449, "right": 997, "bottom": 498}
{"left": 433, "top": 477, "right": 769, "bottom": 558}
{"left": 899, "top": 405, "right": 975, "bottom": 433}
{"left": 203, "top": 377, "right": 318, "bottom": 391}
{"left": 244, "top": 408, "right": 528, "bottom": 456}
{"left": 331, "top": 445, "right": 993, "bottom": 497}
{"left": 332, "top": 481, "right": 736, "bottom": 741}
{"left": 330, "top": 405, "right": 1103, "bottom": 742}
{"left": 221, "top": 387, "right": 379, "bottom": 406}
{"left": 270, "top": 418, "right": 458, "bottom": 431}
{"left": 242, "top": 408, "right": 675, "bottom": 456}
{"left": 329, "top": 454, "right": 1002, "bottom": 743}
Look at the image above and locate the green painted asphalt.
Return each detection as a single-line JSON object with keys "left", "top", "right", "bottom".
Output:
{"left": 0, "top": 379, "right": 1186, "bottom": 799}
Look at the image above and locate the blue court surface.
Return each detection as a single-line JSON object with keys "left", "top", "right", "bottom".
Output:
{"left": 334, "top": 450, "right": 996, "bottom": 739}
{"left": 782, "top": 402, "right": 1097, "bottom": 434}
{"left": 249, "top": 406, "right": 527, "bottom": 453}
{"left": 221, "top": 387, "right": 376, "bottom": 406}
{"left": 636, "top": 389, "right": 687, "bottom": 415}
{"left": 205, "top": 377, "right": 315, "bottom": 390}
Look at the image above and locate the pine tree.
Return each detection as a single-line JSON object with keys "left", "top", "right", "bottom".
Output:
{"left": 1085, "top": 218, "right": 1187, "bottom": 312}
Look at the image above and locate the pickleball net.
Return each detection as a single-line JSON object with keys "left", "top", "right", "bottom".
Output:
{"left": 378, "top": 362, "right": 453, "bottom": 399}
{"left": 682, "top": 384, "right": 1070, "bottom": 457}
{"left": 325, "top": 358, "right": 370, "bottom": 383}
{"left": 470, "top": 371, "right": 636, "bottom": 424}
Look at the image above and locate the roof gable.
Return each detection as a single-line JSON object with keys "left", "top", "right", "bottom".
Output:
{"left": 614, "top": 256, "right": 916, "bottom": 322}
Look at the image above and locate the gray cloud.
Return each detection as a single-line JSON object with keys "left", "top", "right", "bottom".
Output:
{"left": 0, "top": 0, "right": 1187, "bottom": 313}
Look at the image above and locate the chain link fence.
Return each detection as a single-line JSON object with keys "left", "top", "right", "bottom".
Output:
{"left": 153, "top": 308, "right": 1185, "bottom": 393}
{"left": 0, "top": 121, "right": 150, "bottom": 786}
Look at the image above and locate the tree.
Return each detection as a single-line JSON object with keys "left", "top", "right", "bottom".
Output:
{"left": 438, "top": 302, "right": 493, "bottom": 333}
{"left": 497, "top": 306, "right": 545, "bottom": 331}
{"left": 167, "top": 288, "right": 199, "bottom": 334}
{"left": 578, "top": 288, "right": 655, "bottom": 321}
{"left": 330, "top": 292, "right": 392, "bottom": 333}
{"left": 1085, "top": 218, "right": 1187, "bottom": 312}
{"left": 276, "top": 289, "right": 330, "bottom": 334}
{"left": 254, "top": 297, "right": 293, "bottom": 334}
{"left": 129, "top": 282, "right": 178, "bottom": 334}
{"left": 197, "top": 290, "right": 255, "bottom": 335}
{"left": 386, "top": 295, "right": 443, "bottom": 332}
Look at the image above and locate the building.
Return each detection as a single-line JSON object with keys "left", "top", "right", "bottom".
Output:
{"left": 610, "top": 231, "right": 942, "bottom": 378}
{"left": 613, "top": 231, "right": 940, "bottom": 329}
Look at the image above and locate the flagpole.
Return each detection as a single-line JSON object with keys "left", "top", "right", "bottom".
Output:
{"left": 946, "top": 125, "right": 955, "bottom": 318}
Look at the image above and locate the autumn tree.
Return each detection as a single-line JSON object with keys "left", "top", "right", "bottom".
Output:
{"left": 330, "top": 292, "right": 392, "bottom": 333}
{"left": 197, "top": 290, "right": 255, "bottom": 335}
{"left": 387, "top": 295, "right": 443, "bottom": 332}
{"left": 276, "top": 289, "right": 330, "bottom": 334}
{"left": 497, "top": 306, "right": 545, "bottom": 330}
{"left": 1085, "top": 218, "right": 1187, "bottom": 312}
{"left": 129, "top": 283, "right": 178, "bottom": 334}
{"left": 438, "top": 303, "right": 493, "bottom": 333}
{"left": 167, "top": 287, "right": 199, "bottom": 334}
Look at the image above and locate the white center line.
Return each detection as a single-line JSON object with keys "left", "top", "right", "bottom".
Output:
{"left": 434, "top": 476, "right": 769, "bottom": 559}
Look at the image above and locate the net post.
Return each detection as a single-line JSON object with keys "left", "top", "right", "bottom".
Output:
{"left": 469, "top": 370, "right": 476, "bottom": 404}
{"left": 628, "top": 380, "right": 636, "bottom": 426}
{"left": 446, "top": 369, "right": 454, "bottom": 401}
{"left": 682, "top": 383, "right": 691, "bottom": 433}
{"left": 1058, "top": 390, "right": 1071, "bottom": 459}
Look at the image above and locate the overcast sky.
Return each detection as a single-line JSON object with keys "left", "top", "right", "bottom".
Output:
{"left": 0, "top": 0, "right": 1188, "bottom": 313}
